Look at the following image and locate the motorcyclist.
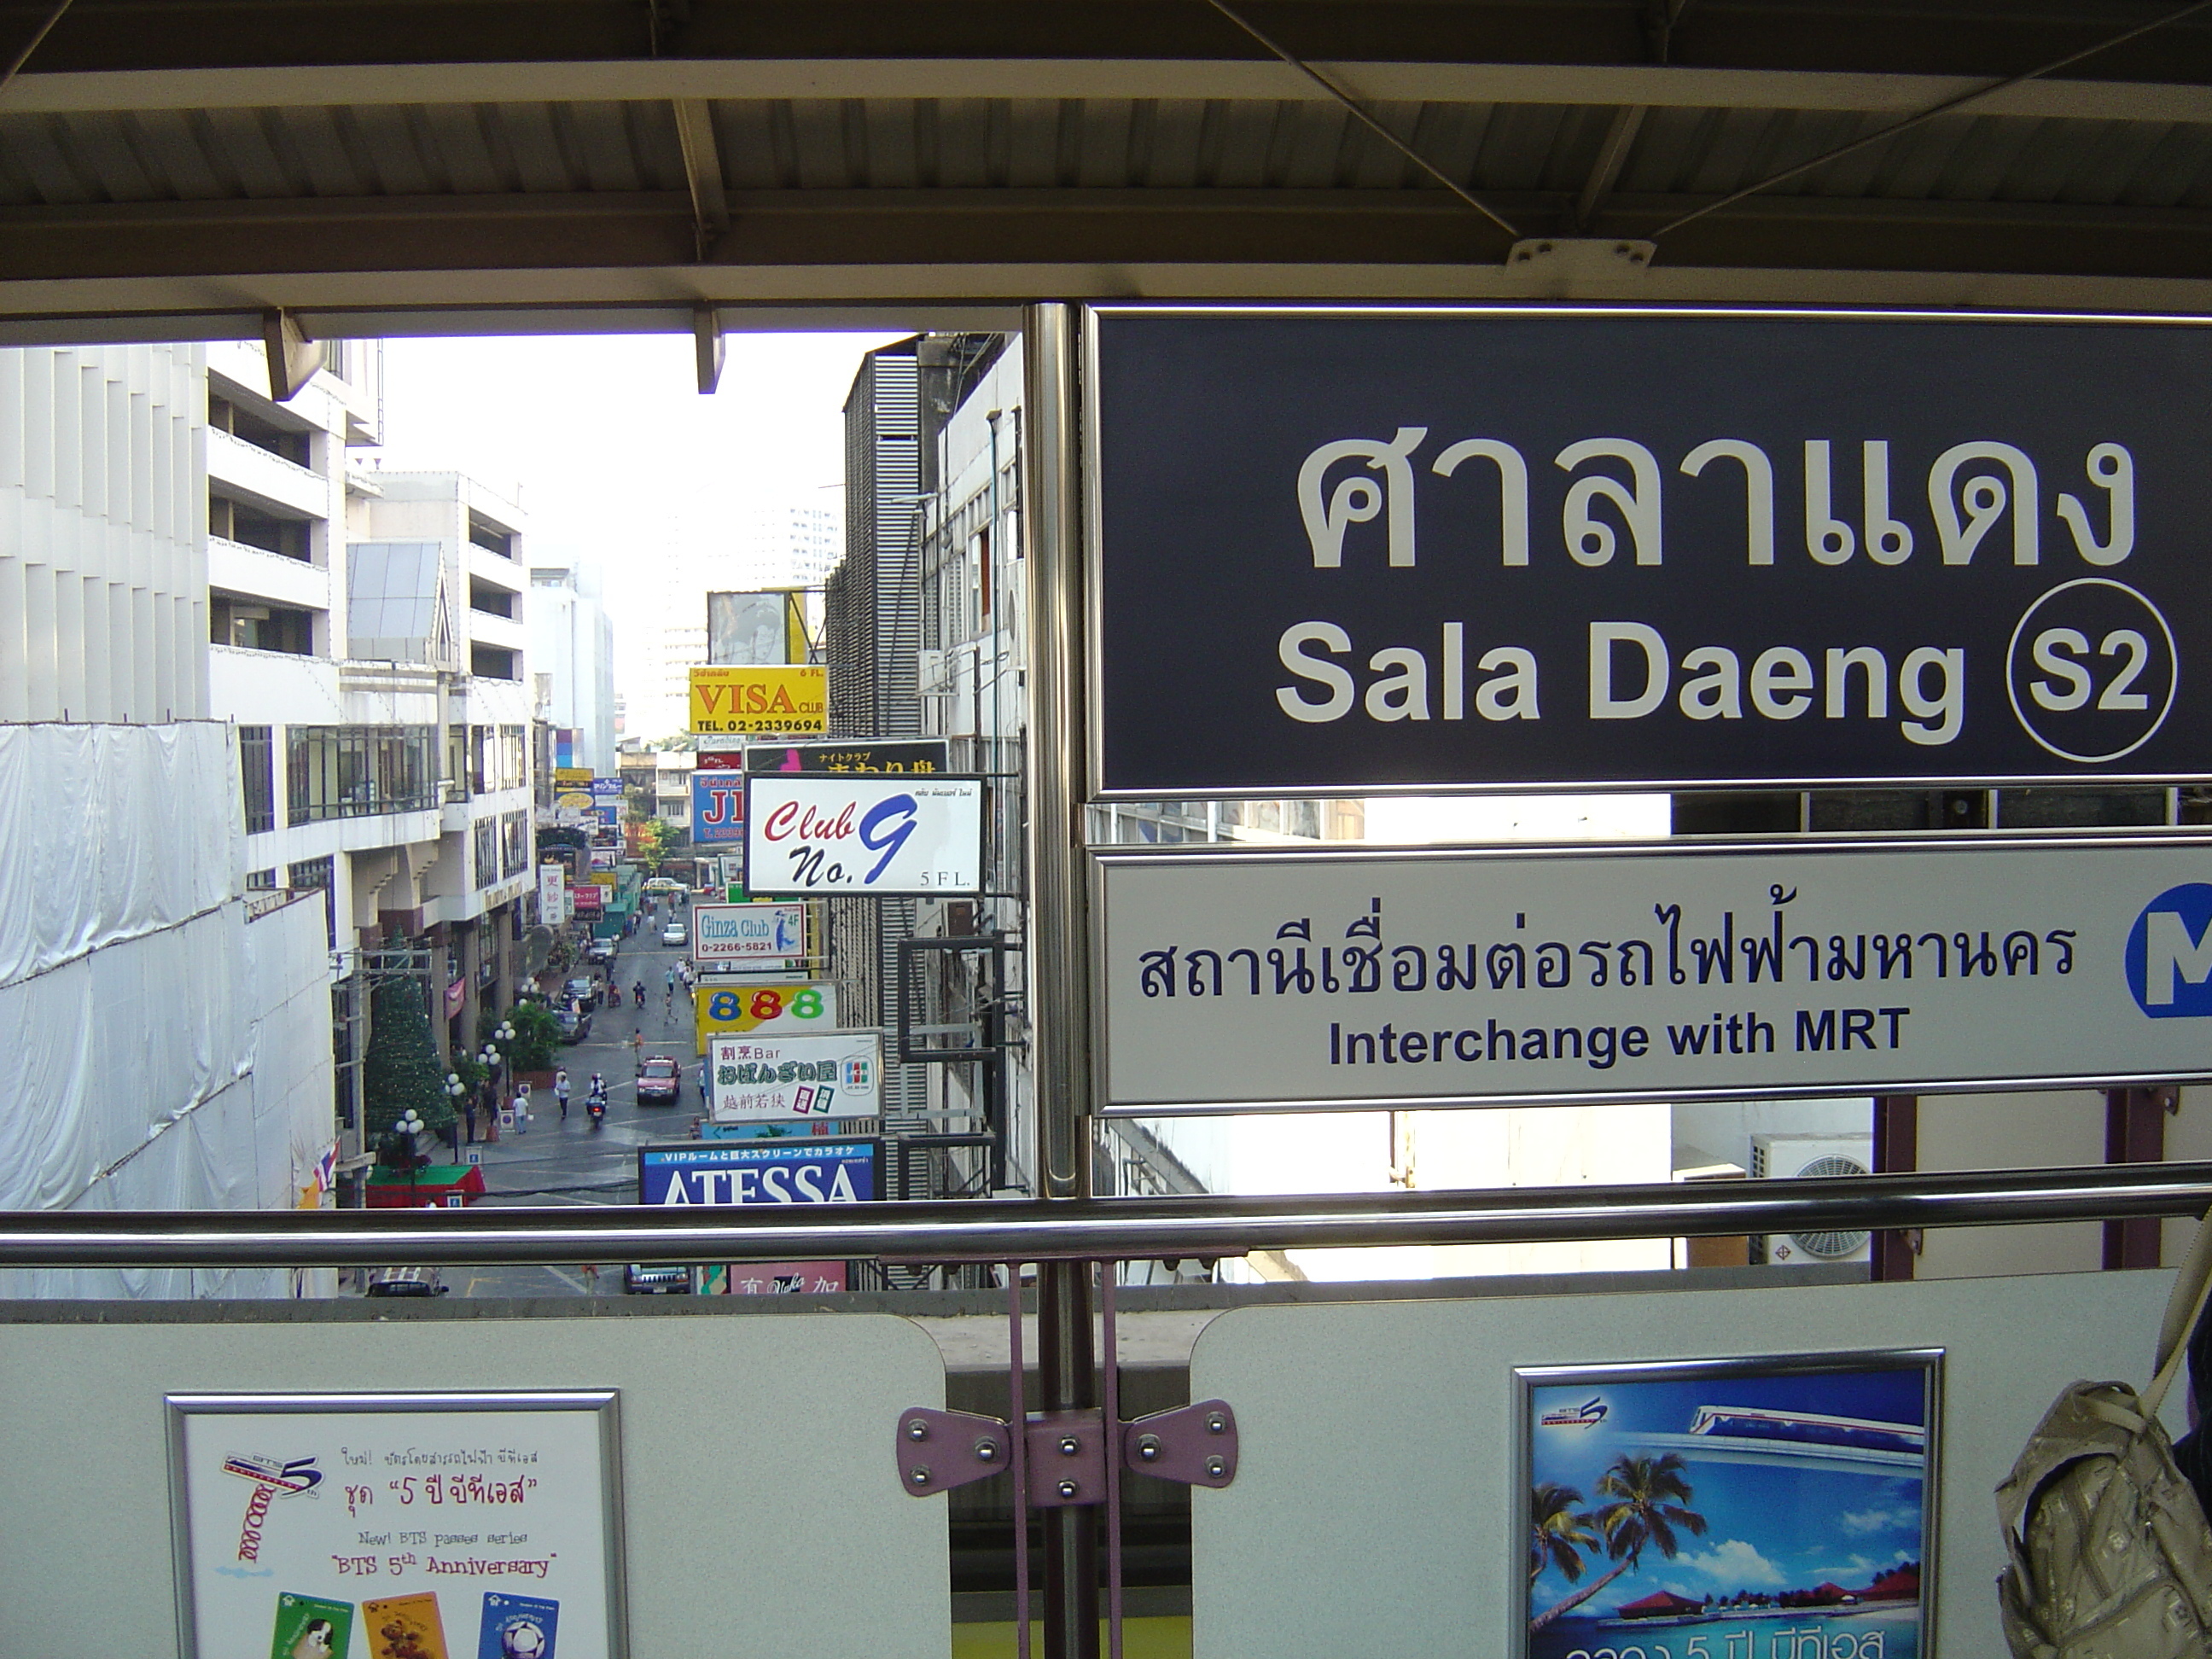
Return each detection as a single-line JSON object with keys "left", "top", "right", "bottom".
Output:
{"left": 586, "top": 1073, "right": 608, "bottom": 1128}
{"left": 632, "top": 980, "right": 644, "bottom": 1008}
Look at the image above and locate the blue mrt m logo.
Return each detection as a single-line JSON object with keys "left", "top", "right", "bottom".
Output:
{"left": 2127, "top": 883, "right": 2212, "bottom": 1018}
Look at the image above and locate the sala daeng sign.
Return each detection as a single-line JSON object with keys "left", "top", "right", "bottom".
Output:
{"left": 1090, "top": 308, "right": 2212, "bottom": 795}
{"left": 1094, "top": 838, "right": 2212, "bottom": 1113}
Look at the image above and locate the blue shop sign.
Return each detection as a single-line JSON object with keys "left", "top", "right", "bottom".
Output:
{"left": 637, "top": 1139, "right": 879, "bottom": 1206}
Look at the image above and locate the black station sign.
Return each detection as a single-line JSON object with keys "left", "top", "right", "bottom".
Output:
{"left": 1089, "top": 307, "right": 2212, "bottom": 796}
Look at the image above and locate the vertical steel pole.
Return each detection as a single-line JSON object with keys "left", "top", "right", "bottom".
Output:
{"left": 1022, "top": 301, "right": 1100, "bottom": 1658}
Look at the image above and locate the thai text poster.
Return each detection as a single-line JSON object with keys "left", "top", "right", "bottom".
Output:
{"left": 170, "top": 1393, "right": 621, "bottom": 1658}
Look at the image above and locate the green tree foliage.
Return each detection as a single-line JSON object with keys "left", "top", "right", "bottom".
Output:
{"left": 364, "top": 977, "right": 454, "bottom": 1139}
{"left": 1529, "top": 1483, "right": 1600, "bottom": 1585}
{"left": 1529, "top": 1452, "right": 1708, "bottom": 1632}
{"left": 507, "top": 999, "right": 563, "bottom": 1072}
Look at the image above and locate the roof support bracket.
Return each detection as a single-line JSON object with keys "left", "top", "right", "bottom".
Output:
{"left": 261, "top": 307, "right": 323, "bottom": 401}
{"left": 693, "top": 303, "right": 724, "bottom": 394}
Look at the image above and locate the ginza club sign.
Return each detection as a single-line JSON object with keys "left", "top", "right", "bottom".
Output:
{"left": 1088, "top": 307, "right": 2212, "bottom": 795}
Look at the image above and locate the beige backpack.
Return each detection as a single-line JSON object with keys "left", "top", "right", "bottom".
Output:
{"left": 1997, "top": 1219, "right": 2212, "bottom": 1658}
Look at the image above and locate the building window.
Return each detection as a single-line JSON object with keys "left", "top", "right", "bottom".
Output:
{"left": 212, "top": 596, "right": 316, "bottom": 655}
{"left": 286, "top": 725, "right": 437, "bottom": 824}
{"left": 209, "top": 492, "right": 311, "bottom": 561}
{"left": 240, "top": 725, "right": 276, "bottom": 832}
{"left": 501, "top": 809, "right": 529, "bottom": 877}
{"left": 473, "top": 819, "right": 498, "bottom": 889}
{"left": 469, "top": 515, "right": 515, "bottom": 558}
{"left": 288, "top": 854, "right": 336, "bottom": 947}
{"left": 246, "top": 867, "right": 278, "bottom": 890}
{"left": 469, "top": 581, "right": 515, "bottom": 618}
{"left": 208, "top": 393, "right": 311, "bottom": 466}
{"left": 471, "top": 643, "right": 519, "bottom": 681}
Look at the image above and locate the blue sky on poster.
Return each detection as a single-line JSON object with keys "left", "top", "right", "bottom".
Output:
{"left": 1528, "top": 1368, "right": 1926, "bottom": 1611}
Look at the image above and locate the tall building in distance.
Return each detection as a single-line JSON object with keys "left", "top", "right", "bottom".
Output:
{"left": 528, "top": 556, "right": 617, "bottom": 775}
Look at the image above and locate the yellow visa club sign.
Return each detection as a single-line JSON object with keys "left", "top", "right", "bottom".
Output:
{"left": 690, "top": 666, "right": 828, "bottom": 735}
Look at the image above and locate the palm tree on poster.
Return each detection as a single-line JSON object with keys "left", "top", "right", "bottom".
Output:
{"left": 1529, "top": 1482, "right": 1601, "bottom": 1586}
{"left": 1529, "top": 1452, "right": 1708, "bottom": 1632}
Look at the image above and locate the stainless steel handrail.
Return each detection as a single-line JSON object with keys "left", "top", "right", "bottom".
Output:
{"left": 0, "top": 1162, "right": 2203, "bottom": 1269}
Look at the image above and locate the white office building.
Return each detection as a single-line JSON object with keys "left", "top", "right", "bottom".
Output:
{"left": 528, "top": 557, "right": 617, "bottom": 776}
{"left": 0, "top": 341, "right": 339, "bottom": 1293}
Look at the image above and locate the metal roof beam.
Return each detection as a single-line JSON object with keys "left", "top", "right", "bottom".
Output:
{"left": 13, "top": 58, "right": 2212, "bottom": 125}
{"left": 9, "top": 185, "right": 2212, "bottom": 286}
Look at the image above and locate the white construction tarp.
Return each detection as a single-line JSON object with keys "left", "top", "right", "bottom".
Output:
{"left": 0, "top": 723, "right": 335, "bottom": 1298}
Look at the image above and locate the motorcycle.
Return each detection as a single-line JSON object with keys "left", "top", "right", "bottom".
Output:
{"left": 586, "top": 1093, "right": 607, "bottom": 1130}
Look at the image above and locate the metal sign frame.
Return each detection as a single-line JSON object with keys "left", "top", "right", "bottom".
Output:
{"left": 1081, "top": 301, "right": 2212, "bottom": 800}
{"left": 1090, "top": 831, "right": 2212, "bottom": 1115}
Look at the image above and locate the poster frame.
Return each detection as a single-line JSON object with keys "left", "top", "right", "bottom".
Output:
{"left": 165, "top": 1388, "right": 628, "bottom": 1659}
{"left": 1080, "top": 301, "right": 2212, "bottom": 800}
{"left": 1511, "top": 1348, "right": 1942, "bottom": 1659}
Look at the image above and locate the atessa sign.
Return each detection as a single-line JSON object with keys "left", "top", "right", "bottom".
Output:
{"left": 743, "top": 774, "right": 983, "bottom": 896}
{"left": 1088, "top": 307, "right": 2212, "bottom": 795}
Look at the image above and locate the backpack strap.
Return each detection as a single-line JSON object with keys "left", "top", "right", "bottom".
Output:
{"left": 2145, "top": 1204, "right": 2212, "bottom": 1421}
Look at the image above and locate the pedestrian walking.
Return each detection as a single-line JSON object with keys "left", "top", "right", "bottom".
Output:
{"left": 555, "top": 1068, "right": 571, "bottom": 1121}
{"left": 512, "top": 1081, "right": 531, "bottom": 1133}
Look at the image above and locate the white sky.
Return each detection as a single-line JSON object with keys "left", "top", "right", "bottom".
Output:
{"left": 370, "top": 330, "right": 905, "bottom": 703}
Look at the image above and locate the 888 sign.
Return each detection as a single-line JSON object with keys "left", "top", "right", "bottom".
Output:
{"left": 694, "top": 981, "right": 838, "bottom": 1051}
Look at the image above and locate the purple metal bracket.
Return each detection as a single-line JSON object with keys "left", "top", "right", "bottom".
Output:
{"left": 894, "top": 1406, "right": 1012, "bottom": 1496}
{"left": 1121, "top": 1399, "right": 1239, "bottom": 1488}
{"left": 1025, "top": 1406, "right": 1110, "bottom": 1507}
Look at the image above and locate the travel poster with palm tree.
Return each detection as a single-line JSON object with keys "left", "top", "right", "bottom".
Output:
{"left": 1521, "top": 1353, "right": 1937, "bottom": 1659}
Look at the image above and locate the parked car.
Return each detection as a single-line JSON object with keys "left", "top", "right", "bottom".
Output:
{"left": 364, "top": 1266, "right": 446, "bottom": 1297}
{"left": 636, "top": 1055, "right": 682, "bottom": 1103}
{"left": 661, "top": 922, "right": 688, "bottom": 947}
{"left": 556, "top": 1003, "right": 593, "bottom": 1044}
{"left": 624, "top": 1263, "right": 691, "bottom": 1295}
{"left": 585, "top": 937, "right": 616, "bottom": 965}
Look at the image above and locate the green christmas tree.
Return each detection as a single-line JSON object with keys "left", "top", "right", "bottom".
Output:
{"left": 364, "top": 976, "right": 455, "bottom": 1143}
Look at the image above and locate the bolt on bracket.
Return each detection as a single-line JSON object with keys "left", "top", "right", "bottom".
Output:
{"left": 895, "top": 1400, "right": 1239, "bottom": 1499}
{"left": 893, "top": 1406, "right": 1012, "bottom": 1496}
{"left": 1122, "top": 1399, "right": 1238, "bottom": 1489}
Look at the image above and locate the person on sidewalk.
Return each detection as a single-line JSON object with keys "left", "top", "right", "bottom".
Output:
{"left": 512, "top": 1081, "right": 531, "bottom": 1134}
{"left": 554, "top": 1068, "right": 571, "bottom": 1121}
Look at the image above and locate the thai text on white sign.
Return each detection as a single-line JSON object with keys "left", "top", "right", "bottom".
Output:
{"left": 1097, "top": 836, "right": 2212, "bottom": 1112}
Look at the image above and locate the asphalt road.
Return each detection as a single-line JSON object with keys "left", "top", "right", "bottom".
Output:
{"left": 449, "top": 914, "right": 703, "bottom": 1299}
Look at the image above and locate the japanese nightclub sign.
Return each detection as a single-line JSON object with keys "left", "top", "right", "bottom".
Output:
{"left": 744, "top": 773, "right": 983, "bottom": 895}
{"left": 693, "top": 900, "right": 806, "bottom": 966}
{"left": 1095, "top": 835, "right": 2212, "bottom": 1113}
{"left": 691, "top": 772, "right": 744, "bottom": 845}
{"left": 637, "top": 1139, "right": 881, "bottom": 1205}
{"left": 708, "top": 1031, "right": 882, "bottom": 1121}
{"left": 1088, "top": 307, "right": 2212, "bottom": 795}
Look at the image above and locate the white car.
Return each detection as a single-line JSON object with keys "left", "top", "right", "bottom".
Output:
{"left": 661, "top": 923, "right": 688, "bottom": 947}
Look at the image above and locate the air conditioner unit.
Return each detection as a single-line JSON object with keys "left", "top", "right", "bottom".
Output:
{"left": 1750, "top": 1132, "right": 1875, "bottom": 1266}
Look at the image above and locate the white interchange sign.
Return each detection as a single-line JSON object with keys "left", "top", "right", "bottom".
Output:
{"left": 1095, "top": 836, "right": 2212, "bottom": 1113}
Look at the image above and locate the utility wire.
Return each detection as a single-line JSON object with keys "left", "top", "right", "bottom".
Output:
{"left": 0, "top": 0, "right": 73, "bottom": 95}
{"left": 1200, "top": 0, "right": 1521, "bottom": 239}
{"left": 1654, "top": 0, "right": 2212, "bottom": 240}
